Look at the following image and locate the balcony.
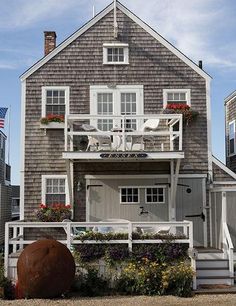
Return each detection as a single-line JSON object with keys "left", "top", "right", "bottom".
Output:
{"left": 63, "top": 114, "right": 184, "bottom": 161}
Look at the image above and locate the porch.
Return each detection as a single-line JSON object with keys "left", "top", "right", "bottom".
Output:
{"left": 63, "top": 113, "right": 184, "bottom": 159}
{"left": 5, "top": 220, "right": 196, "bottom": 286}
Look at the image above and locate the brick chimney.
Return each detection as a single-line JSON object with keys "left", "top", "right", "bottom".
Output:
{"left": 44, "top": 31, "right": 57, "bottom": 56}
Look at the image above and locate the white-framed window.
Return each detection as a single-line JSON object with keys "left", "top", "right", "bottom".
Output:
{"left": 229, "top": 120, "right": 235, "bottom": 156}
{"left": 103, "top": 43, "right": 129, "bottom": 65}
{"left": 41, "top": 86, "right": 69, "bottom": 117}
{"left": 163, "top": 89, "right": 191, "bottom": 107}
{"left": 120, "top": 187, "right": 139, "bottom": 204}
{"left": 90, "top": 85, "right": 143, "bottom": 131}
{"left": 145, "top": 186, "right": 165, "bottom": 204}
{"left": 42, "top": 175, "right": 69, "bottom": 206}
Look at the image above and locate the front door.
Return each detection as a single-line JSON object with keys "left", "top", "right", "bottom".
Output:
{"left": 176, "top": 178, "right": 205, "bottom": 246}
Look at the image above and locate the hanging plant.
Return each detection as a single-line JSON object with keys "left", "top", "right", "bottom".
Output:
{"left": 163, "top": 104, "right": 199, "bottom": 125}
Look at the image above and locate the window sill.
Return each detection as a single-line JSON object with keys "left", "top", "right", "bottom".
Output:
{"left": 103, "top": 62, "right": 129, "bottom": 65}
{"left": 40, "top": 122, "right": 65, "bottom": 129}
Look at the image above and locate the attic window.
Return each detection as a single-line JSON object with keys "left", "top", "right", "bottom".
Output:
{"left": 103, "top": 43, "right": 129, "bottom": 65}
{"left": 163, "top": 89, "right": 191, "bottom": 107}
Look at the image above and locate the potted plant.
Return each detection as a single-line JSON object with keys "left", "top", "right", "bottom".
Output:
{"left": 40, "top": 114, "right": 65, "bottom": 125}
{"left": 163, "top": 103, "right": 199, "bottom": 125}
{"left": 35, "top": 204, "right": 72, "bottom": 222}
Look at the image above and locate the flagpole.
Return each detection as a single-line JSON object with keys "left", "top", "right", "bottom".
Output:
{"left": 7, "top": 105, "right": 11, "bottom": 165}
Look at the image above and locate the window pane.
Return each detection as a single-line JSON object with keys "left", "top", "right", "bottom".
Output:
{"left": 45, "top": 89, "right": 66, "bottom": 115}
{"left": 146, "top": 187, "right": 164, "bottom": 203}
{"left": 230, "top": 139, "right": 235, "bottom": 154}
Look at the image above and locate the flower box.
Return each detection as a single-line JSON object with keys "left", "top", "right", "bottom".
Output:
{"left": 35, "top": 204, "right": 72, "bottom": 222}
{"left": 163, "top": 103, "right": 199, "bottom": 125}
{"left": 40, "top": 114, "right": 65, "bottom": 129}
{"left": 40, "top": 122, "right": 65, "bottom": 129}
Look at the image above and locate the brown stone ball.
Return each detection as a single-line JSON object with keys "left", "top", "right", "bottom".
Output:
{"left": 17, "top": 239, "right": 75, "bottom": 298}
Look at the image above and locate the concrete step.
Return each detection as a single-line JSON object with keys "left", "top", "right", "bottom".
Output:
{"left": 196, "top": 259, "right": 229, "bottom": 269}
{"left": 197, "top": 276, "right": 234, "bottom": 286}
{"left": 197, "top": 268, "right": 230, "bottom": 277}
{"left": 195, "top": 285, "right": 236, "bottom": 294}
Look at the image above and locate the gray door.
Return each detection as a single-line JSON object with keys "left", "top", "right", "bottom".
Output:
{"left": 176, "top": 178, "right": 205, "bottom": 246}
{"left": 88, "top": 178, "right": 169, "bottom": 222}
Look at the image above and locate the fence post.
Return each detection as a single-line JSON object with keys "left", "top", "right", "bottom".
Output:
{"left": 13, "top": 226, "right": 17, "bottom": 253}
{"left": 66, "top": 222, "right": 71, "bottom": 250}
{"left": 4, "top": 222, "right": 9, "bottom": 277}
{"left": 128, "top": 222, "right": 132, "bottom": 252}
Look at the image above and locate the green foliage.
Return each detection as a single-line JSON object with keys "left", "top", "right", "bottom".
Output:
{"left": 40, "top": 114, "right": 64, "bottom": 124}
{"left": 35, "top": 204, "right": 71, "bottom": 222}
{"left": 72, "top": 267, "right": 110, "bottom": 297}
{"left": 0, "top": 255, "right": 15, "bottom": 300}
{"left": 114, "top": 259, "right": 194, "bottom": 297}
{"left": 115, "top": 258, "right": 163, "bottom": 295}
{"left": 161, "top": 262, "right": 194, "bottom": 297}
{"left": 75, "top": 231, "right": 128, "bottom": 242}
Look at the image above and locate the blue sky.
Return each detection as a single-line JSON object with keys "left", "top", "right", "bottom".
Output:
{"left": 0, "top": 0, "right": 236, "bottom": 184}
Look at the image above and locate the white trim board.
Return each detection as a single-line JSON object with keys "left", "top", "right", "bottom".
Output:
{"left": 41, "top": 86, "right": 70, "bottom": 117}
{"left": 85, "top": 174, "right": 207, "bottom": 179}
{"left": 20, "top": 79, "right": 26, "bottom": 220}
{"left": 213, "top": 181, "right": 236, "bottom": 185}
{"left": 20, "top": 1, "right": 211, "bottom": 82}
{"left": 212, "top": 155, "right": 236, "bottom": 181}
{"left": 210, "top": 187, "right": 236, "bottom": 192}
{"left": 224, "top": 90, "right": 236, "bottom": 105}
{"left": 41, "top": 174, "right": 69, "bottom": 205}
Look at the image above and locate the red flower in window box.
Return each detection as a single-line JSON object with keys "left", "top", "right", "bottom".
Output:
{"left": 40, "top": 114, "right": 64, "bottom": 125}
{"left": 163, "top": 103, "right": 198, "bottom": 125}
{"left": 35, "top": 203, "right": 71, "bottom": 222}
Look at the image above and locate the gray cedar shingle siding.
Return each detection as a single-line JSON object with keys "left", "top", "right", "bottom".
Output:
{"left": 0, "top": 185, "right": 11, "bottom": 245}
{"left": 213, "top": 161, "right": 235, "bottom": 182}
{"left": 24, "top": 9, "right": 208, "bottom": 220}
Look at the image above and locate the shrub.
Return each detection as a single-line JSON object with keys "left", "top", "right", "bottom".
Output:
{"left": 72, "top": 267, "right": 110, "bottom": 296}
{"left": 161, "top": 262, "right": 194, "bottom": 297}
{"left": 115, "top": 258, "right": 164, "bottom": 295}
{"left": 115, "top": 259, "right": 194, "bottom": 297}
{"left": 0, "top": 255, "right": 15, "bottom": 300}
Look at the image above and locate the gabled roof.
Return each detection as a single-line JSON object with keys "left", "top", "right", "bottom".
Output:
{"left": 20, "top": 1, "right": 211, "bottom": 81}
{"left": 212, "top": 155, "right": 236, "bottom": 181}
{"left": 224, "top": 90, "right": 236, "bottom": 105}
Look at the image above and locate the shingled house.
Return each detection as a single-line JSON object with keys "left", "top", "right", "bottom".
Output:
{"left": 19, "top": 1, "right": 236, "bottom": 286}
{"left": 225, "top": 90, "right": 236, "bottom": 172}
{"left": 0, "top": 130, "right": 11, "bottom": 248}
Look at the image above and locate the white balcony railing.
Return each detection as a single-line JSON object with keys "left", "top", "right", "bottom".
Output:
{"left": 64, "top": 114, "right": 183, "bottom": 153}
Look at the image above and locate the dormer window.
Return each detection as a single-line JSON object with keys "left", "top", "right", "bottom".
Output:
{"left": 103, "top": 43, "right": 129, "bottom": 64}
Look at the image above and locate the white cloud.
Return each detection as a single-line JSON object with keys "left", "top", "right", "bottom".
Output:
{"left": 119, "top": 0, "right": 235, "bottom": 70}
{"left": 0, "top": 0, "right": 80, "bottom": 29}
{"left": 1, "top": 0, "right": 235, "bottom": 72}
